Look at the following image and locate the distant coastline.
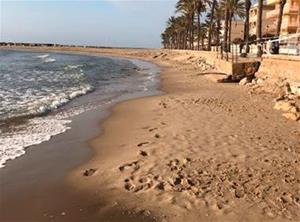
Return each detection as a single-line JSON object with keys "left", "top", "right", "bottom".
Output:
{"left": 0, "top": 41, "right": 150, "bottom": 50}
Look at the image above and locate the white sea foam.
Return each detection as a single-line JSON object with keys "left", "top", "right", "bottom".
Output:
{"left": 0, "top": 50, "right": 160, "bottom": 169}
{"left": 36, "top": 54, "right": 56, "bottom": 63}
{"left": 0, "top": 98, "right": 105, "bottom": 168}
{"left": 0, "top": 117, "right": 71, "bottom": 168}
{"left": 36, "top": 54, "right": 49, "bottom": 59}
{"left": 65, "top": 65, "right": 83, "bottom": 70}
{"left": 0, "top": 84, "right": 95, "bottom": 168}
{"left": 44, "top": 58, "right": 56, "bottom": 63}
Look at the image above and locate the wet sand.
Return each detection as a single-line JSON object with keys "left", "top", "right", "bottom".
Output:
{"left": 0, "top": 49, "right": 159, "bottom": 222}
{"left": 1, "top": 47, "right": 300, "bottom": 222}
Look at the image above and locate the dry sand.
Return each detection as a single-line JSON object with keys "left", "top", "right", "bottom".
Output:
{"left": 2, "top": 47, "right": 300, "bottom": 221}
{"left": 60, "top": 48, "right": 299, "bottom": 222}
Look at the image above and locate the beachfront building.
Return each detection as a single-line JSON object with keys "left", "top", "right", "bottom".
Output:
{"left": 220, "top": 20, "right": 245, "bottom": 42}
{"left": 265, "top": 0, "right": 300, "bottom": 35}
{"left": 249, "top": 0, "right": 300, "bottom": 36}
{"left": 249, "top": 1, "right": 276, "bottom": 36}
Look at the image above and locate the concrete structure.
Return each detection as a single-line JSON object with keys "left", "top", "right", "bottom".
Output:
{"left": 259, "top": 54, "right": 300, "bottom": 81}
{"left": 249, "top": 0, "right": 300, "bottom": 37}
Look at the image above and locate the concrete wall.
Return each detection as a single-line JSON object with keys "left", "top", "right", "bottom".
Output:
{"left": 258, "top": 55, "right": 300, "bottom": 81}
{"left": 163, "top": 49, "right": 234, "bottom": 75}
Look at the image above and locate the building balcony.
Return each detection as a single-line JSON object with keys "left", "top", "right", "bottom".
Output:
{"left": 266, "top": 9, "right": 280, "bottom": 19}
{"left": 283, "top": 4, "right": 300, "bottom": 14}
{"left": 266, "top": 5, "right": 299, "bottom": 19}
{"left": 287, "top": 5, "right": 300, "bottom": 12}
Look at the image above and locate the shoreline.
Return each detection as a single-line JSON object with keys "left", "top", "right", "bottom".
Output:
{"left": 66, "top": 48, "right": 300, "bottom": 221}
{"left": 0, "top": 48, "right": 162, "bottom": 169}
{"left": 1, "top": 46, "right": 300, "bottom": 222}
{"left": 0, "top": 48, "right": 163, "bottom": 222}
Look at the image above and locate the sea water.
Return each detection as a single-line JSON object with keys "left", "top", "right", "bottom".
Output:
{"left": 0, "top": 49, "right": 160, "bottom": 168}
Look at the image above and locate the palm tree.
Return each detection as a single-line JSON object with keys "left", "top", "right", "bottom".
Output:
{"left": 198, "top": 24, "right": 208, "bottom": 49}
{"left": 214, "top": 4, "right": 224, "bottom": 48}
{"left": 162, "top": 15, "right": 190, "bottom": 49}
{"left": 228, "top": 0, "right": 245, "bottom": 51}
{"left": 257, "top": 0, "right": 263, "bottom": 56}
{"left": 207, "top": 0, "right": 217, "bottom": 50}
{"left": 161, "top": 32, "right": 171, "bottom": 49}
{"left": 166, "top": 16, "right": 177, "bottom": 49}
{"left": 194, "top": 0, "right": 207, "bottom": 50}
{"left": 174, "top": 16, "right": 189, "bottom": 49}
{"left": 276, "top": 0, "right": 287, "bottom": 37}
{"left": 161, "top": 0, "right": 248, "bottom": 53}
{"left": 223, "top": 0, "right": 230, "bottom": 55}
{"left": 244, "top": 0, "right": 251, "bottom": 53}
{"left": 176, "top": 0, "right": 196, "bottom": 49}
{"left": 221, "top": 0, "right": 245, "bottom": 52}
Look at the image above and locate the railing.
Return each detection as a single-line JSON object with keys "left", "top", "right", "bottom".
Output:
{"left": 216, "top": 33, "right": 300, "bottom": 64}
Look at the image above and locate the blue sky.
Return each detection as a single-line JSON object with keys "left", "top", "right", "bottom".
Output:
{"left": 0, "top": 0, "right": 177, "bottom": 48}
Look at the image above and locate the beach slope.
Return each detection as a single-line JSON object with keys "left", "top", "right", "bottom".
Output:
{"left": 60, "top": 48, "right": 300, "bottom": 222}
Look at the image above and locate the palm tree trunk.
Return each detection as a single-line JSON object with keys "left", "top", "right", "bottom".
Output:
{"left": 298, "top": 0, "right": 300, "bottom": 32}
{"left": 217, "top": 16, "right": 221, "bottom": 47}
{"left": 188, "top": 17, "right": 193, "bottom": 50}
{"left": 276, "top": 0, "right": 286, "bottom": 37}
{"left": 228, "top": 13, "right": 233, "bottom": 53}
{"left": 223, "top": 1, "right": 230, "bottom": 60}
{"left": 181, "top": 32, "right": 184, "bottom": 49}
{"left": 244, "top": 0, "right": 251, "bottom": 53}
{"left": 179, "top": 32, "right": 182, "bottom": 49}
{"left": 208, "top": 0, "right": 217, "bottom": 51}
{"left": 184, "top": 29, "right": 189, "bottom": 49}
{"left": 257, "top": 0, "right": 263, "bottom": 57}
{"left": 191, "top": 14, "right": 195, "bottom": 50}
{"left": 197, "top": 12, "right": 201, "bottom": 50}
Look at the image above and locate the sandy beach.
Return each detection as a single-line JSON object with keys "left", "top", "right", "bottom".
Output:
{"left": 1, "top": 47, "right": 300, "bottom": 222}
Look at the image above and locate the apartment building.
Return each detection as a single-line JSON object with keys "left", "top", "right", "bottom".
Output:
{"left": 249, "top": 2, "right": 275, "bottom": 36}
{"left": 220, "top": 20, "right": 245, "bottom": 41}
{"left": 265, "top": 0, "right": 300, "bottom": 35}
{"left": 249, "top": 0, "right": 300, "bottom": 37}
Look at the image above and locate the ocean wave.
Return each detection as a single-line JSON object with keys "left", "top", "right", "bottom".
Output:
{"left": 36, "top": 84, "right": 94, "bottom": 114}
{"left": 0, "top": 84, "right": 94, "bottom": 122}
{"left": 36, "top": 54, "right": 56, "bottom": 63}
{"left": 65, "top": 64, "right": 83, "bottom": 70}
{"left": 0, "top": 50, "right": 160, "bottom": 169}
{"left": 36, "top": 54, "right": 49, "bottom": 59}
{"left": 44, "top": 58, "right": 56, "bottom": 63}
{"left": 0, "top": 117, "right": 71, "bottom": 168}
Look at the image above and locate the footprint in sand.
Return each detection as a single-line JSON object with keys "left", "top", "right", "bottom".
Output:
{"left": 137, "top": 142, "right": 149, "bottom": 147}
{"left": 119, "top": 161, "right": 140, "bottom": 172}
{"left": 148, "top": 127, "right": 158, "bottom": 132}
{"left": 83, "top": 168, "right": 97, "bottom": 176}
{"left": 159, "top": 102, "right": 167, "bottom": 108}
{"left": 139, "top": 150, "right": 148, "bottom": 157}
{"left": 124, "top": 176, "right": 154, "bottom": 192}
{"left": 154, "top": 133, "right": 161, "bottom": 138}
